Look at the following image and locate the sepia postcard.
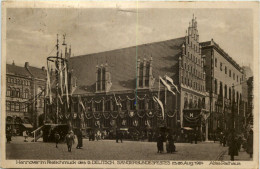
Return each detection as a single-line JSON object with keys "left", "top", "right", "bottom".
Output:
{"left": 1, "top": 1, "right": 259, "bottom": 168}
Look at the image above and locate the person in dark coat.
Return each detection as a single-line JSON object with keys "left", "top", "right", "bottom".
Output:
{"left": 228, "top": 132, "right": 239, "bottom": 161}
{"left": 119, "top": 131, "right": 123, "bottom": 143}
{"left": 76, "top": 129, "right": 83, "bottom": 149}
{"left": 157, "top": 134, "right": 164, "bottom": 153}
{"left": 6, "top": 128, "right": 12, "bottom": 143}
{"left": 190, "top": 132, "right": 193, "bottom": 144}
{"left": 54, "top": 131, "right": 60, "bottom": 148}
{"left": 166, "top": 134, "right": 175, "bottom": 153}
{"left": 247, "top": 130, "right": 253, "bottom": 158}
{"left": 65, "top": 131, "right": 75, "bottom": 152}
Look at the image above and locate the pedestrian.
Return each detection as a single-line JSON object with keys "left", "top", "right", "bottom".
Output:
{"left": 54, "top": 131, "right": 60, "bottom": 148}
{"left": 6, "top": 128, "right": 12, "bottom": 143}
{"left": 119, "top": 131, "right": 123, "bottom": 143}
{"left": 76, "top": 129, "right": 83, "bottom": 149}
{"left": 213, "top": 132, "right": 216, "bottom": 143}
{"left": 65, "top": 130, "right": 75, "bottom": 152}
{"left": 166, "top": 134, "right": 175, "bottom": 153}
{"left": 246, "top": 130, "right": 253, "bottom": 158}
{"left": 157, "top": 133, "right": 164, "bottom": 153}
{"left": 194, "top": 132, "right": 198, "bottom": 144}
{"left": 228, "top": 131, "right": 239, "bottom": 161}
{"left": 23, "top": 130, "right": 28, "bottom": 142}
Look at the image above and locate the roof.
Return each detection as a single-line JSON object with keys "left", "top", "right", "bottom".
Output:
{"left": 69, "top": 37, "right": 185, "bottom": 94}
{"left": 27, "top": 66, "right": 46, "bottom": 80}
{"left": 6, "top": 64, "right": 31, "bottom": 77}
{"left": 6, "top": 63, "right": 46, "bottom": 80}
{"left": 200, "top": 40, "right": 242, "bottom": 72}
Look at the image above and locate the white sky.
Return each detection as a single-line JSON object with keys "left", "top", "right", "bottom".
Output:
{"left": 6, "top": 8, "right": 253, "bottom": 69}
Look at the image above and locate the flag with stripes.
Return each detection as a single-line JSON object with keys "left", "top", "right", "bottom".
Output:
{"left": 153, "top": 96, "right": 164, "bottom": 119}
{"left": 159, "top": 76, "right": 175, "bottom": 95}
{"left": 165, "top": 75, "right": 180, "bottom": 93}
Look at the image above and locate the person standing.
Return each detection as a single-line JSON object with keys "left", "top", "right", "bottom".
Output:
{"left": 76, "top": 129, "right": 83, "bottom": 149}
{"left": 157, "top": 133, "right": 164, "bottom": 153}
{"left": 23, "top": 130, "right": 28, "bottom": 142}
{"left": 54, "top": 131, "right": 60, "bottom": 148}
{"left": 6, "top": 128, "right": 12, "bottom": 143}
{"left": 65, "top": 131, "right": 75, "bottom": 152}
{"left": 247, "top": 130, "right": 253, "bottom": 158}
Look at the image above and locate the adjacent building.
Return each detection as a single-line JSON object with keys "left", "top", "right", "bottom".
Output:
{"left": 201, "top": 39, "right": 248, "bottom": 135}
{"left": 6, "top": 62, "right": 46, "bottom": 134}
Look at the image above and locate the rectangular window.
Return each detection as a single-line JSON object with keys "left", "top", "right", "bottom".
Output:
{"left": 225, "top": 66, "right": 227, "bottom": 74}
{"left": 138, "top": 100, "right": 145, "bottom": 110}
{"left": 6, "top": 101, "right": 10, "bottom": 111}
{"left": 11, "top": 102, "right": 15, "bottom": 111}
{"left": 237, "top": 75, "right": 239, "bottom": 82}
{"left": 233, "top": 73, "right": 235, "bottom": 80}
{"left": 215, "top": 58, "right": 217, "bottom": 67}
{"left": 15, "top": 102, "right": 20, "bottom": 112}
{"left": 96, "top": 102, "right": 102, "bottom": 111}
{"left": 229, "top": 70, "right": 231, "bottom": 77}
{"left": 220, "top": 62, "right": 222, "bottom": 71}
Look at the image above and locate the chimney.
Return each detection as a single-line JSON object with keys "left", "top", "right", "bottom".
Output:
{"left": 12, "top": 60, "right": 15, "bottom": 65}
{"left": 42, "top": 66, "right": 45, "bottom": 71}
{"left": 25, "top": 62, "right": 29, "bottom": 68}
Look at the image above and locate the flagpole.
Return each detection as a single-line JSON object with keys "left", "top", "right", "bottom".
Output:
{"left": 158, "top": 77, "right": 160, "bottom": 99}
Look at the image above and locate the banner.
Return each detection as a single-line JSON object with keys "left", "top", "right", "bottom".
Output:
{"left": 153, "top": 96, "right": 164, "bottom": 119}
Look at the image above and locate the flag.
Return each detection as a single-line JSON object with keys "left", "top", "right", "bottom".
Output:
{"left": 59, "top": 60, "right": 63, "bottom": 96}
{"left": 114, "top": 93, "right": 122, "bottom": 107}
{"left": 79, "top": 96, "right": 86, "bottom": 111}
{"left": 64, "top": 63, "right": 69, "bottom": 108}
{"left": 159, "top": 76, "right": 175, "bottom": 95}
{"left": 58, "top": 94, "right": 63, "bottom": 104}
{"left": 165, "top": 75, "right": 180, "bottom": 93}
{"left": 153, "top": 96, "right": 164, "bottom": 119}
{"left": 47, "top": 62, "right": 52, "bottom": 104}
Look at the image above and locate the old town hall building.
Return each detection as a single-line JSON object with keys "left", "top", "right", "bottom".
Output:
{"left": 62, "top": 16, "right": 210, "bottom": 138}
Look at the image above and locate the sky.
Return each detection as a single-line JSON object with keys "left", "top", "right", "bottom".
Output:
{"left": 6, "top": 8, "right": 253, "bottom": 70}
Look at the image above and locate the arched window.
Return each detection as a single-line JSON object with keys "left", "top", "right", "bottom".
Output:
{"left": 102, "top": 68, "right": 106, "bottom": 90}
{"left": 139, "top": 63, "right": 143, "bottom": 87}
{"left": 229, "top": 87, "right": 231, "bottom": 100}
{"left": 214, "top": 79, "right": 218, "bottom": 94}
{"left": 16, "top": 88, "right": 20, "bottom": 98}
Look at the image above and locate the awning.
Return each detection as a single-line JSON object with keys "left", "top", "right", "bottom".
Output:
{"left": 22, "top": 123, "right": 33, "bottom": 128}
{"left": 119, "top": 128, "right": 128, "bottom": 131}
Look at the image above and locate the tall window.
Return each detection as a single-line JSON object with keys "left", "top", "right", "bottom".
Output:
{"left": 6, "top": 87, "right": 11, "bottom": 97}
{"left": 233, "top": 73, "right": 235, "bottom": 80}
{"left": 97, "top": 69, "right": 101, "bottom": 91}
{"left": 102, "top": 68, "right": 106, "bottom": 90}
{"left": 229, "top": 70, "right": 231, "bottom": 77}
{"left": 15, "top": 102, "right": 20, "bottom": 112}
{"left": 145, "top": 63, "right": 150, "bottom": 87}
{"left": 130, "top": 100, "right": 136, "bottom": 110}
{"left": 220, "top": 62, "right": 222, "bottom": 71}
{"left": 225, "top": 66, "right": 227, "bottom": 74}
{"left": 6, "top": 101, "right": 10, "bottom": 111}
{"left": 224, "top": 85, "right": 227, "bottom": 98}
{"left": 105, "top": 100, "right": 110, "bottom": 111}
{"left": 214, "top": 79, "right": 218, "bottom": 94}
{"left": 139, "top": 63, "right": 143, "bottom": 87}
{"left": 16, "top": 88, "right": 20, "bottom": 98}
{"left": 215, "top": 58, "right": 217, "bottom": 67}
{"left": 10, "top": 102, "right": 15, "bottom": 111}
{"left": 24, "top": 89, "right": 29, "bottom": 99}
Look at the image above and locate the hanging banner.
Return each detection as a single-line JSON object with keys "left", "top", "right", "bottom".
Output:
{"left": 110, "top": 119, "right": 116, "bottom": 127}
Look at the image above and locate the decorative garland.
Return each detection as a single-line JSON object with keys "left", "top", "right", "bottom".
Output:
{"left": 85, "top": 112, "right": 93, "bottom": 119}
{"left": 103, "top": 112, "right": 110, "bottom": 119}
{"left": 137, "top": 110, "right": 146, "bottom": 118}
{"left": 93, "top": 112, "right": 102, "bottom": 120}
{"left": 167, "top": 111, "right": 176, "bottom": 118}
{"left": 184, "top": 115, "right": 200, "bottom": 123}
{"left": 110, "top": 111, "right": 119, "bottom": 119}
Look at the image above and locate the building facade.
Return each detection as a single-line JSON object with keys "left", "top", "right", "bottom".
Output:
{"left": 201, "top": 39, "right": 248, "bottom": 135}
{"left": 44, "top": 16, "right": 210, "bottom": 140}
{"left": 6, "top": 62, "right": 46, "bottom": 134}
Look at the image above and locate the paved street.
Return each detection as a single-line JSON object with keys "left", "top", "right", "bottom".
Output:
{"left": 6, "top": 136, "right": 251, "bottom": 161}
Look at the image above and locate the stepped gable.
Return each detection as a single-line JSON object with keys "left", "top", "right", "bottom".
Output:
{"left": 69, "top": 37, "right": 185, "bottom": 94}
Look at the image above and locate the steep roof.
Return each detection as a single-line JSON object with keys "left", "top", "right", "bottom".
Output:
{"left": 6, "top": 63, "right": 46, "bottom": 80}
{"left": 69, "top": 37, "right": 185, "bottom": 94}
{"left": 6, "top": 64, "right": 31, "bottom": 77}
